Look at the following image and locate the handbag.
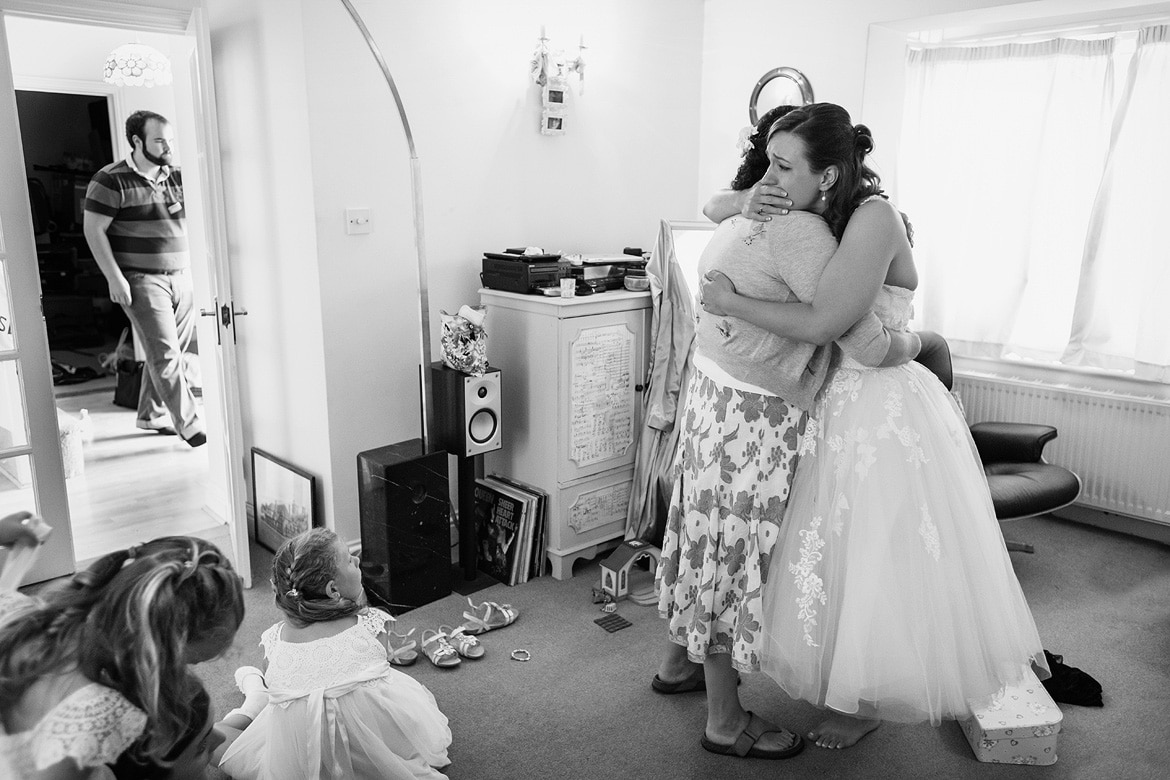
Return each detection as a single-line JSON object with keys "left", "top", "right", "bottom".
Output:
{"left": 109, "top": 328, "right": 143, "bottom": 409}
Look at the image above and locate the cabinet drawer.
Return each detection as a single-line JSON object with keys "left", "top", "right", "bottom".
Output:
{"left": 547, "top": 468, "right": 633, "bottom": 554}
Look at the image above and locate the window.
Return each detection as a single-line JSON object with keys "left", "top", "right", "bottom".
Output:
{"left": 898, "top": 23, "right": 1170, "bottom": 382}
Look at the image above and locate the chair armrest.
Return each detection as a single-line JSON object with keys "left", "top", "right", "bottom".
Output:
{"left": 970, "top": 422, "right": 1058, "bottom": 463}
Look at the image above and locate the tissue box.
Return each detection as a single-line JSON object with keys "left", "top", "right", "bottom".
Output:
{"left": 960, "top": 668, "right": 1061, "bottom": 765}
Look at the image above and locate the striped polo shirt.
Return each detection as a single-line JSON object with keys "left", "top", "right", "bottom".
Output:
{"left": 84, "top": 158, "right": 189, "bottom": 272}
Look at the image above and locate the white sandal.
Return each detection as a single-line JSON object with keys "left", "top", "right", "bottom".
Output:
{"left": 461, "top": 597, "right": 519, "bottom": 635}
{"left": 387, "top": 628, "right": 419, "bottom": 666}
{"left": 421, "top": 628, "right": 461, "bottom": 668}
{"left": 440, "top": 624, "right": 485, "bottom": 659}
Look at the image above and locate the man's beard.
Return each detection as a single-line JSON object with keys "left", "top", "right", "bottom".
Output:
{"left": 142, "top": 148, "right": 172, "bottom": 167}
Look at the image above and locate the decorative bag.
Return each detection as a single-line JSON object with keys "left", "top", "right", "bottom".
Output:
{"left": 440, "top": 305, "right": 488, "bottom": 376}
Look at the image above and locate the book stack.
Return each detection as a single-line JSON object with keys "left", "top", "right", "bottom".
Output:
{"left": 472, "top": 474, "right": 549, "bottom": 586}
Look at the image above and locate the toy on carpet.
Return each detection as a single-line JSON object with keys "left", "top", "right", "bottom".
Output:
{"left": 600, "top": 539, "right": 661, "bottom": 606}
{"left": 594, "top": 614, "right": 632, "bottom": 633}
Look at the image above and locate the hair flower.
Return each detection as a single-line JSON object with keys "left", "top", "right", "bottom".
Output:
{"left": 286, "top": 588, "right": 300, "bottom": 598}
{"left": 735, "top": 126, "right": 754, "bottom": 154}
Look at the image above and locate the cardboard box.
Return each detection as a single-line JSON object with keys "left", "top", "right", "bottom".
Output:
{"left": 960, "top": 667, "right": 1062, "bottom": 765}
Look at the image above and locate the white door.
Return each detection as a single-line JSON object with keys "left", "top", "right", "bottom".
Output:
{"left": 0, "top": 13, "right": 73, "bottom": 583}
{"left": 185, "top": 7, "right": 251, "bottom": 587}
{"left": 0, "top": 4, "right": 251, "bottom": 586}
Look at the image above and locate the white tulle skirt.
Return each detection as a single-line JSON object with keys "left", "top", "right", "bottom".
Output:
{"left": 759, "top": 361, "right": 1048, "bottom": 725}
{"left": 219, "top": 669, "right": 451, "bottom": 780}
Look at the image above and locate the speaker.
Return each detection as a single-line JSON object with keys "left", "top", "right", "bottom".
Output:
{"left": 429, "top": 362, "right": 503, "bottom": 458}
{"left": 357, "top": 439, "right": 452, "bottom": 614}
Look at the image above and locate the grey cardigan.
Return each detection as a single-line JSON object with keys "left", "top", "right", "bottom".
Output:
{"left": 695, "top": 212, "right": 893, "bottom": 412}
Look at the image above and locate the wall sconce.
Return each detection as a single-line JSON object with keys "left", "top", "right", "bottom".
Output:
{"left": 530, "top": 26, "right": 585, "bottom": 135}
{"left": 103, "top": 43, "right": 173, "bottom": 88}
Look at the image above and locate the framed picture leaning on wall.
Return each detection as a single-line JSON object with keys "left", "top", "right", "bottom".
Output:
{"left": 252, "top": 448, "right": 318, "bottom": 553}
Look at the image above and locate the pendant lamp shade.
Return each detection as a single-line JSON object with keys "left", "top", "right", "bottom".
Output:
{"left": 103, "top": 43, "right": 173, "bottom": 87}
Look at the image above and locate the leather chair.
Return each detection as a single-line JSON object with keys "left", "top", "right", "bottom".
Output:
{"left": 914, "top": 331, "right": 1081, "bottom": 553}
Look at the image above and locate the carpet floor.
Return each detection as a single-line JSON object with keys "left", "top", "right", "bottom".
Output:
{"left": 198, "top": 512, "right": 1170, "bottom": 780}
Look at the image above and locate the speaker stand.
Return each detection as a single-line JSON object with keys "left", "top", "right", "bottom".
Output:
{"left": 453, "top": 452, "right": 502, "bottom": 594}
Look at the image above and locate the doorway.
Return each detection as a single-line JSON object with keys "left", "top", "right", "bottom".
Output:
{"left": 1, "top": 12, "right": 240, "bottom": 574}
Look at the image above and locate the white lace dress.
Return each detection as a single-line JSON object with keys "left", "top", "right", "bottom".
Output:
{"left": 1, "top": 592, "right": 147, "bottom": 780}
{"left": 0, "top": 673, "right": 145, "bottom": 779}
{"left": 758, "top": 285, "right": 1048, "bottom": 725}
{"left": 218, "top": 607, "right": 451, "bottom": 780}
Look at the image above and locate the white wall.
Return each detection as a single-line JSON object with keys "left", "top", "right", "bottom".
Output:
{"left": 206, "top": 0, "right": 705, "bottom": 542}
{"left": 696, "top": 0, "right": 1037, "bottom": 211}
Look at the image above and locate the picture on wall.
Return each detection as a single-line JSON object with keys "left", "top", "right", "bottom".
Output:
{"left": 252, "top": 448, "right": 318, "bottom": 553}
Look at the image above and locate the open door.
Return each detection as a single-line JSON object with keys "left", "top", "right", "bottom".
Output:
{"left": 182, "top": 7, "right": 251, "bottom": 587}
{"left": 0, "top": 3, "right": 251, "bottom": 587}
{"left": 0, "top": 12, "right": 74, "bottom": 584}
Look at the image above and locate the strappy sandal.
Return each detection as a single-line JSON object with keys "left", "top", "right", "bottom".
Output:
{"left": 386, "top": 628, "right": 419, "bottom": 666}
{"left": 439, "top": 625, "right": 485, "bottom": 659}
{"left": 461, "top": 597, "right": 519, "bottom": 635}
{"left": 421, "top": 629, "right": 461, "bottom": 668}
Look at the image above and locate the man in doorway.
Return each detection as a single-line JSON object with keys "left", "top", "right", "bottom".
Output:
{"left": 83, "top": 110, "right": 205, "bottom": 447}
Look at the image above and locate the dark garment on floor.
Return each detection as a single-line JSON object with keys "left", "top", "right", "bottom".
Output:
{"left": 1041, "top": 649, "right": 1104, "bottom": 707}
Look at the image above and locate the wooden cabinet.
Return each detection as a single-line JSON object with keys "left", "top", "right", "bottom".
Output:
{"left": 481, "top": 288, "right": 651, "bottom": 579}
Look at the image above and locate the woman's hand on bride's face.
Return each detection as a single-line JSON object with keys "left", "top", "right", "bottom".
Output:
{"left": 741, "top": 181, "right": 792, "bottom": 221}
{"left": 700, "top": 271, "right": 737, "bottom": 315}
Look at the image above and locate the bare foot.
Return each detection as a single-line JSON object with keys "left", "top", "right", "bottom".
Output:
{"left": 808, "top": 714, "right": 881, "bottom": 749}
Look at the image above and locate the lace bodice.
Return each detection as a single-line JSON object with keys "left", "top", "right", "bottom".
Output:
{"left": 873, "top": 284, "right": 914, "bottom": 330}
{"left": 840, "top": 285, "right": 915, "bottom": 371}
{"left": 261, "top": 608, "right": 393, "bottom": 692}
{"left": 0, "top": 682, "right": 146, "bottom": 779}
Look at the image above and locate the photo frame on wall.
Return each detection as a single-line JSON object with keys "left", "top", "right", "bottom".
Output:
{"left": 542, "top": 82, "right": 567, "bottom": 108}
{"left": 540, "top": 110, "right": 565, "bottom": 136}
{"left": 252, "top": 448, "right": 318, "bottom": 554}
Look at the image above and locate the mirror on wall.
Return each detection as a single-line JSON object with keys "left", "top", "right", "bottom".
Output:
{"left": 749, "top": 67, "right": 814, "bottom": 124}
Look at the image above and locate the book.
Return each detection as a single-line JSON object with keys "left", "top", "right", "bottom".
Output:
{"left": 481, "top": 477, "right": 536, "bottom": 585}
{"left": 473, "top": 478, "right": 529, "bottom": 585}
{"left": 488, "top": 473, "right": 549, "bottom": 580}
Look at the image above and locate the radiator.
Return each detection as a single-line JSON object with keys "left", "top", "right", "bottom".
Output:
{"left": 954, "top": 373, "right": 1170, "bottom": 525}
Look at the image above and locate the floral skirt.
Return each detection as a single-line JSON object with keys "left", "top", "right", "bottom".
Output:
{"left": 656, "top": 367, "right": 805, "bottom": 673}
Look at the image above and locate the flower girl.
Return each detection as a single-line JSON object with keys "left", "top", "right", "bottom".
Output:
{"left": 216, "top": 527, "right": 452, "bottom": 779}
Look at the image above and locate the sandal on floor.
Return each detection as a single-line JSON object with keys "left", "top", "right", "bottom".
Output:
{"left": 461, "top": 597, "right": 519, "bottom": 635}
{"left": 651, "top": 666, "right": 705, "bottom": 694}
{"left": 386, "top": 628, "right": 419, "bottom": 666}
{"left": 421, "top": 629, "right": 461, "bottom": 668}
{"left": 439, "top": 625, "right": 485, "bottom": 659}
{"left": 700, "top": 711, "right": 805, "bottom": 760}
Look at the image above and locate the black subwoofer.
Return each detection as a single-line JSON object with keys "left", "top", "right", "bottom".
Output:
{"left": 357, "top": 438, "right": 452, "bottom": 614}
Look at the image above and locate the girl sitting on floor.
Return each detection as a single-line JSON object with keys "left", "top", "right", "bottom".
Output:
{"left": 0, "top": 514, "right": 245, "bottom": 779}
{"left": 214, "top": 527, "right": 452, "bottom": 780}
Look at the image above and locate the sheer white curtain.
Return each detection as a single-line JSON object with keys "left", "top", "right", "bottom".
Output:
{"left": 1065, "top": 25, "right": 1170, "bottom": 381}
{"left": 898, "top": 39, "right": 1116, "bottom": 362}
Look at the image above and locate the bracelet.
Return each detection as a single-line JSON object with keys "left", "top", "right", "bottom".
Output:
{"left": 510, "top": 649, "right": 531, "bottom": 662}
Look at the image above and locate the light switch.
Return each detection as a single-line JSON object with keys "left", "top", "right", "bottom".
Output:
{"left": 345, "top": 208, "right": 372, "bottom": 235}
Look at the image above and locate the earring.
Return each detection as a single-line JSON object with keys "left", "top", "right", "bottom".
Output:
{"left": 819, "top": 190, "right": 828, "bottom": 203}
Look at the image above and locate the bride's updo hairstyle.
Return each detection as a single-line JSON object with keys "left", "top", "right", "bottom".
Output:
{"left": 767, "top": 102, "right": 886, "bottom": 240}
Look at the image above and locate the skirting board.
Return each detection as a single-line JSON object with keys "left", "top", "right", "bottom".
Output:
{"left": 1052, "top": 504, "right": 1170, "bottom": 547}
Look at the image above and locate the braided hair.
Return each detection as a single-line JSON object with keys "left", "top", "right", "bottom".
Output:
{"left": 0, "top": 536, "right": 244, "bottom": 765}
{"left": 271, "top": 528, "right": 364, "bottom": 628}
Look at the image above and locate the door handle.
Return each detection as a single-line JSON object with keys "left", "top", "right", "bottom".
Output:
{"left": 199, "top": 300, "right": 247, "bottom": 343}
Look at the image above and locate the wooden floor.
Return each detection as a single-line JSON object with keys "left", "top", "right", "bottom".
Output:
{"left": 1, "top": 383, "right": 229, "bottom": 566}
